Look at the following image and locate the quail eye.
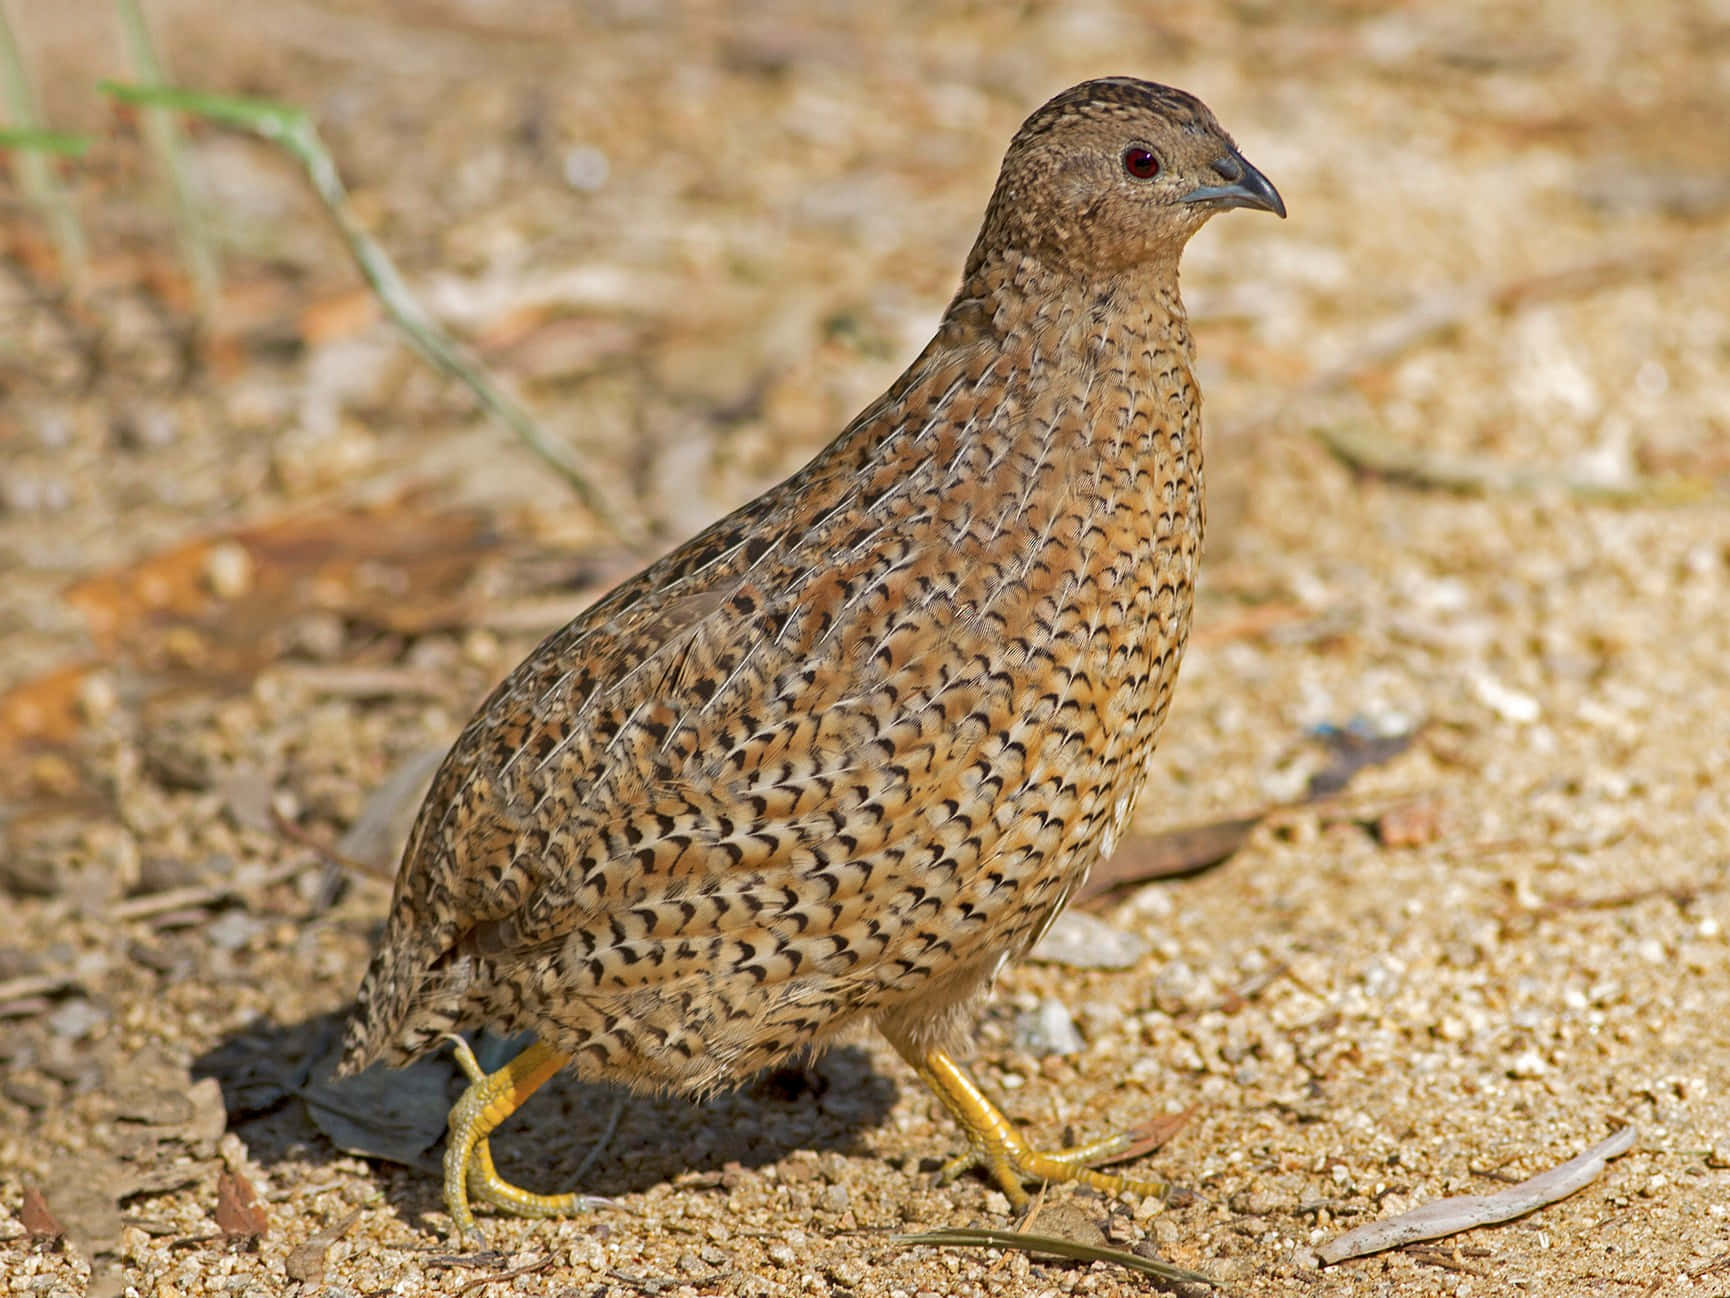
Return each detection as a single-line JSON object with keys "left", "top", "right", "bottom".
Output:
{"left": 1122, "top": 146, "right": 1160, "bottom": 180}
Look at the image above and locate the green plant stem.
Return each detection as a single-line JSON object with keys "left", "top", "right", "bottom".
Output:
{"left": 101, "top": 81, "right": 636, "bottom": 544}
{"left": 0, "top": 0, "right": 87, "bottom": 292}
{"left": 114, "top": 0, "right": 220, "bottom": 318}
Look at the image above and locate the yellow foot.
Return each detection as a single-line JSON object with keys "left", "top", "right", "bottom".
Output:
{"left": 442, "top": 1035, "right": 613, "bottom": 1248}
{"left": 911, "top": 1047, "right": 1175, "bottom": 1209}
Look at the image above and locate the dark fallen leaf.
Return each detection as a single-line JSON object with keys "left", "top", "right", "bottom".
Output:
{"left": 1077, "top": 817, "right": 1260, "bottom": 905}
{"left": 285, "top": 1208, "right": 360, "bottom": 1283}
{"left": 21, "top": 1185, "right": 64, "bottom": 1239}
{"left": 1080, "top": 725, "right": 1423, "bottom": 904}
{"left": 194, "top": 1018, "right": 326, "bottom": 1120}
{"left": 1091, "top": 1107, "right": 1197, "bottom": 1168}
{"left": 300, "top": 1047, "right": 453, "bottom": 1168}
{"left": 1308, "top": 727, "right": 1418, "bottom": 798}
{"left": 214, "top": 1169, "right": 269, "bottom": 1239}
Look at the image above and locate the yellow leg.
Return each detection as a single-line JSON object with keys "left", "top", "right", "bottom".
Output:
{"left": 906, "top": 1046, "right": 1174, "bottom": 1209}
{"left": 442, "top": 1035, "right": 612, "bottom": 1247}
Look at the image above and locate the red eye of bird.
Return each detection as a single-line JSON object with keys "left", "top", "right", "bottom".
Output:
{"left": 1122, "top": 146, "right": 1160, "bottom": 180}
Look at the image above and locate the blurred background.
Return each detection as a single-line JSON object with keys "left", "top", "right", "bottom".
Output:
{"left": 2, "top": 2, "right": 1727, "bottom": 1294}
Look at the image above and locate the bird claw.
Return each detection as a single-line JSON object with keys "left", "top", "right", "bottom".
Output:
{"left": 935, "top": 1128, "right": 1175, "bottom": 1208}
{"left": 440, "top": 1036, "right": 614, "bottom": 1245}
{"left": 910, "top": 1048, "right": 1177, "bottom": 1208}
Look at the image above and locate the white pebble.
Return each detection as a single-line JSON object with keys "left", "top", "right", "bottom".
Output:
{"left": 1507, "top": 1049, "right": 1548, "bottom": 1078}
{"left": 1470, "top": 671, "right": 1541, "bottom": 723}
{"left": 563, "top": 145, "right": 611, "bottom": 192}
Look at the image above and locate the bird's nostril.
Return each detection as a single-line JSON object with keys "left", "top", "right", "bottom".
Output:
{"left": 1212, "top": 154, "right": 1244, "bottom": 183}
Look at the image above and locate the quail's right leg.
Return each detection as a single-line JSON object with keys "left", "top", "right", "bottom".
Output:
{"left": 442, "top": 1036, "right": 611, "bottom": 1247}
{"left": 901, "top": 1044, "right": 1176, "bottom": 1208}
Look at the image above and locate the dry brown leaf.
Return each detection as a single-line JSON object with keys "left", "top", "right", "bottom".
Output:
{"left": 21, "top": 1185, "right": 64, "bottom": 1240}
{"left": 0, "top": 664, "right": 93, "bottom": 759}
{"left": 214, "top": 1169, "right": 269, "bottom": 1240}
{"left": 62, "top": 503, "right": 500, "bottom": 668}
{"left": 1077, "top": 818, "right": 1261, "bottom": 904}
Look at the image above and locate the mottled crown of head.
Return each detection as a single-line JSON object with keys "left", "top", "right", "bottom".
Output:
{"left": 1012, "top": 77, "right": 1231, "bottom": 152}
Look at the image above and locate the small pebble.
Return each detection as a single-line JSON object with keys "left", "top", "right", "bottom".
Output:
{"left": 1230, "top": 1188, "right": 1280, "bottom": 1215}
{"left": 207, "top": 912, "right": 266, "bottom": 953}
{"left": 1470, "top": 671, "right": 1541, "bottom": 724}
{"left": 204, "top": 541, "right": 255, "bottom": 600}
{"left": 78, "top": 671, "right": 119, "bottom": 724}
{"left": 1013, "top": 998, "right": 1085, "bottom": 1057}
{"left": 46, "top": 998, "right": 108, "bottom": 1041}
{"left": 1029, "top": 910, "right": 1149, "bottom": 969}
{"left": 1153, "top": 960, "right": 1208, "bottom": 1014}
{"left": 827, "top": 1259, "right": 867, "bottom": 1287}
{"left": 1, "top": 475, "right": 72, "bottom": 514}
{"left": 33, "top": 408, "right": 74, "bottom": 448}
{"left": 563, "top": 145, "right": 611, "bottom": 192}
{"left": 1506, "top": 1049, "right": 1548, "bottom": 1078}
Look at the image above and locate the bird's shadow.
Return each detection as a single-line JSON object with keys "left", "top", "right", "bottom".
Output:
{"left": 193, "top": 1011, "right": 901, "bottom": 1234}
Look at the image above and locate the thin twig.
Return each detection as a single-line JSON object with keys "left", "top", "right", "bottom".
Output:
{"left": 1314, "top": 421, "right": 1706, "bottom": 505}
{"left": 1230, "top": 238, "right": 1730, "bottom": 503}
{"left": 99, "top": 81, "right": 640, "bottom": 546}
{"left": 0, "top": 971, "right": 77, "bottom": 1002}
{"left": 104, "top": 857, "right": 310, "bottom": 920}
{"left": 899, "top": 1227, "right": 1217, "bottom": 1288}
{"left": 114, "top": 0, "right": 221, "bottom": 319}
{"left": 452, "top": 1255, "right": 552, "bottom": 1295}
{"left": 1243, "top": 236, "right": 1730, "bottom": 439}
{"left": 1523, "top": 883, "right": 1705, "bottom": 920}
{"left": 1405, "top": 1246, "right": 1491, "bottom": 1277}
{"left": 270, "top": 806, "right": 394, "bottom": 885}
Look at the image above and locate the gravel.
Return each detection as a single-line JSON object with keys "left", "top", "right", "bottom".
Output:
{"left": 2, "top": 2, "right": 1727, "bottom": 1295}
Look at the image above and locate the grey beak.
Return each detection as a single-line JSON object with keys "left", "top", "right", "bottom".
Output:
{"left": 1181, "top": 150, "right": 1286, "bottom": 218}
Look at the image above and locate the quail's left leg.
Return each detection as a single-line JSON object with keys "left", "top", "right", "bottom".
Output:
{"left": 902, "top": 1045, "right": 1175, "bottom": 1208}
{"left": 442, "top": 1036, "right": 611, "bottom": 1247}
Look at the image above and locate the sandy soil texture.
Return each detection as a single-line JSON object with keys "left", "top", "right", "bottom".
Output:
{"left": 2, "top": 2, "right": 1728, "bottom": 1295}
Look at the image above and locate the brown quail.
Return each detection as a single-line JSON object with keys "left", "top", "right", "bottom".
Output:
{"left": 338, "top": 76, "right": 1284, "bottom": 1245}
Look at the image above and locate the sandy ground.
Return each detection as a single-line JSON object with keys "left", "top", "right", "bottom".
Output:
{"left": 2, "top": 1, "right": 1729, "bottom": 1295}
